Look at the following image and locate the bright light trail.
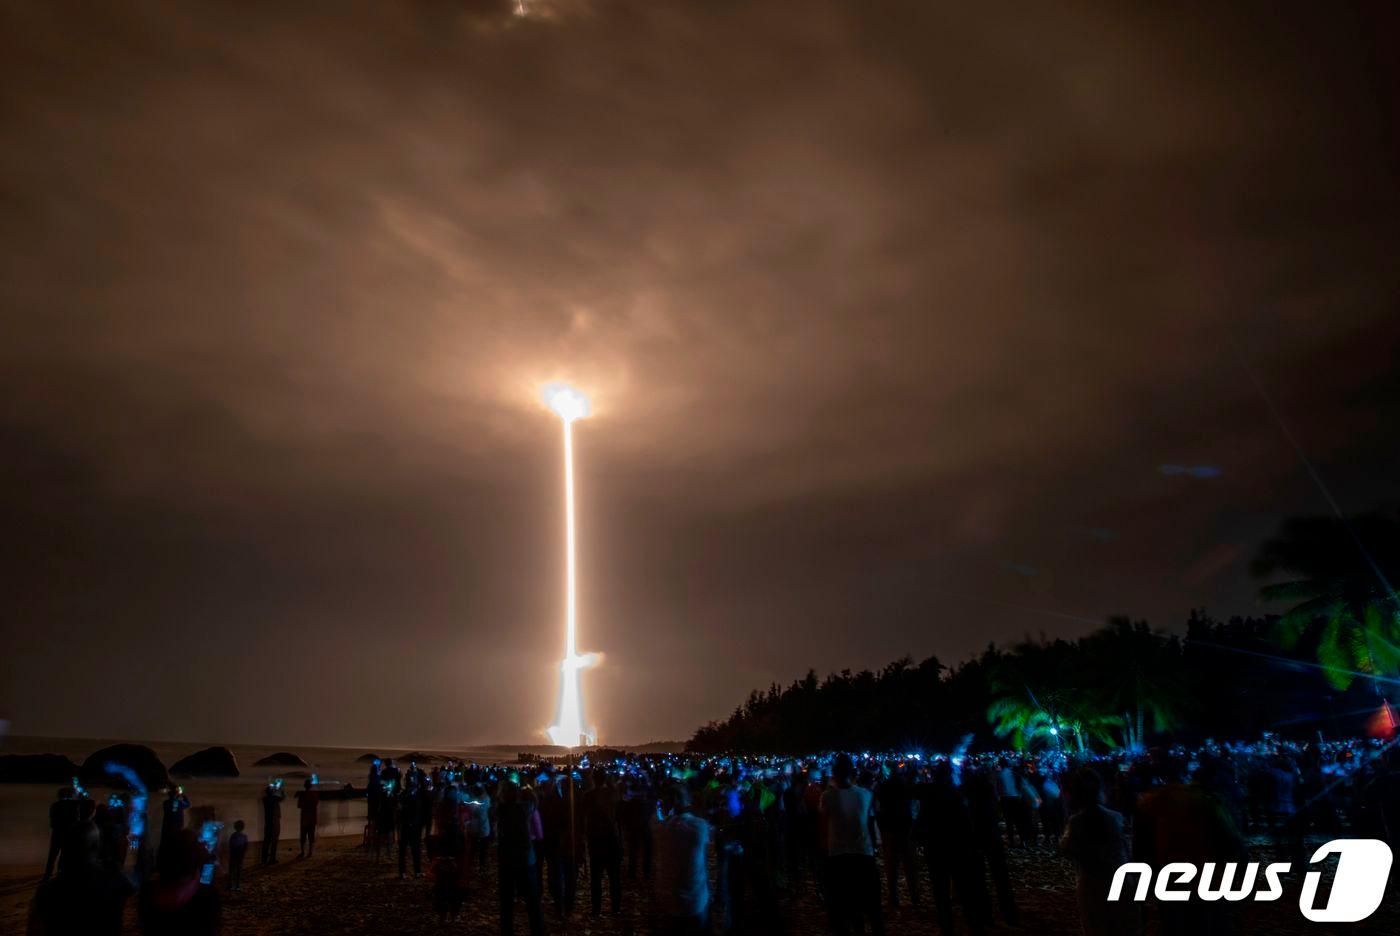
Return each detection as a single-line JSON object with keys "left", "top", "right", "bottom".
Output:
{"left": 544, "top": 383, "right": 598, "bottom": 748}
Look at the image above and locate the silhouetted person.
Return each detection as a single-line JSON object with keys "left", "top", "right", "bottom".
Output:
{"left": 732, "top": 779, "right": 784, "bottom": 933}
{"left": 876, "top": 765, "right": 919, "bottom": 908}
{"left": 803, "top": 767, "right": 829, "bottom": 902}
{"left": 365, "top": 758, "right": 383, "bottom": 826}
{"left": 260, "top": 781, "right": 284, "bottom": 865}
{"left": 157, "top": 786, "right": 190, "bottom": 875}
{"left": 1134, "top": 759, "right": 1244, "bottom": 936}
{"left": 621, "top": 773, "right": 654, "bottom": 882}
{"left": 28, "top": 821, "right": 134, "bottom": 936}
{"left": 373, "top": 781, "right": 397, "bottom": 863}
{"left": 379, "top": 761, "right": 401, "bottom": 852}
{"left": 653, "top": 783, "right": 711, "bottom": 936}
{"left": 43, "top": 787, "right": 81, "bottom": 881}
{"left": 469, "top": 784, "right": 491, "bottom": 871}
{"left": 497, "top": 782, "right": 545, "bottom": 936}
{"left": 539, "top": 775, "right": 580, "bottom": 919}
{"left": 583, "top": 770, "right": 623, "bottom": 917}
{"left": 1038, "top": 768, "right": 1065, "bottom": 844}
{"left": 432, "top": 784, "right": 471, "bottom": 923}
{"left": 820, "top": 754, "right": 883, "bottom": 936}
{"left": 1060, "top": 768, "right": 1139, "bottom": 936}
{"left": 294, "top": 778, "right": 319, "bottom": 857}
{"left": 398, "top": 778, "right": 426, "bottom": 878}
{"left": 782, "top": 767, "right": 809, "bottom": 894}
{"left": 77, "top": 787, "right": 96, "bottom": 823}
{"left": 380, "top": 758, "right": 402, "bottom": 793}
{"left": 227, "top": 820, "right": 247, "bottom": 892}
{"left": 914, "top": 760, "right": 988, "bottom": 936}
{"left": 1267, "top": 754, "right": 1304, "bottom": 865}
{"left": 138, "top": 828, "right": 221, "bottom": 936}
{"left": 965, "top": 769, "right": 1018, "bottom": 926}
{"left": 95, "top": 795, "right": 130, "bottom": 873}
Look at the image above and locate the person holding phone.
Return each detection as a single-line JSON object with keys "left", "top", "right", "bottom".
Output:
{"left": 138, "top": 829, "right": 221, "bottom": 936}
{"left": 261, "top": 779, "right": 285, "bottom": 865}
{"left": 157, "top": 786, "right": 190, "bottom": 876}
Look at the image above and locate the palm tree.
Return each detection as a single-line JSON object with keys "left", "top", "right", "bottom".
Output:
{"left": 987, "top": 692, "right": 1059, "bottom": 750}
{"left": 986, "top": 639, "right": 1120, "bottom": 752}
{"left": 1081, "top": 618, "right": 1189, "bottom": 750}
{"left": 987, "top": 687, "right": 1119, "bottom": 752}
{"left": 1253, "top": 512, "right": 1400, "bottom": 693}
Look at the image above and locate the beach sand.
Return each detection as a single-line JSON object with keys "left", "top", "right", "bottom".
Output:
{"left": 6, "top": 831, "right": 1391, "bottom": 935}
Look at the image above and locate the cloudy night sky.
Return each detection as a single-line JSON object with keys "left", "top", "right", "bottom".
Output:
{"left": 2, "top": 0, "right": 1398, "bottom": 748}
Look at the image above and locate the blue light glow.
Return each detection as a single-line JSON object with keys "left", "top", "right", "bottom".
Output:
{"left": 102, "top": 761, "right": 147, "bottom": 845}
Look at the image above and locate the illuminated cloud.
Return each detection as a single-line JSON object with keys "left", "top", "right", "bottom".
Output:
{"left": 0, "top": 0, "right": 1396, "bottom": 745}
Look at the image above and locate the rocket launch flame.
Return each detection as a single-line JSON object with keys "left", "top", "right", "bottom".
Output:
{"left": 544, "top": 383, "right": 597, "bottom": 748}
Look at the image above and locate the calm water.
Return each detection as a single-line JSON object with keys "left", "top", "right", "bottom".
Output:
{"left": 0, "top": 736, "right": 543, "bottom": 867}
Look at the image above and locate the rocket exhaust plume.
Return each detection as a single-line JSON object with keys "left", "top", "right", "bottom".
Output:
{"left": 544, "top": 383, "right": 598, "bottom": 748}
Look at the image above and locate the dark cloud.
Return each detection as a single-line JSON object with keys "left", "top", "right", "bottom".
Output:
{"left": 2, "top": 0, "right": 1398, "bottom": 746}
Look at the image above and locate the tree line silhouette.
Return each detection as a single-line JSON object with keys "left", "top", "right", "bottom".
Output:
{"left": 687, "top": 511, "right": 1400, "bottom": 754}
